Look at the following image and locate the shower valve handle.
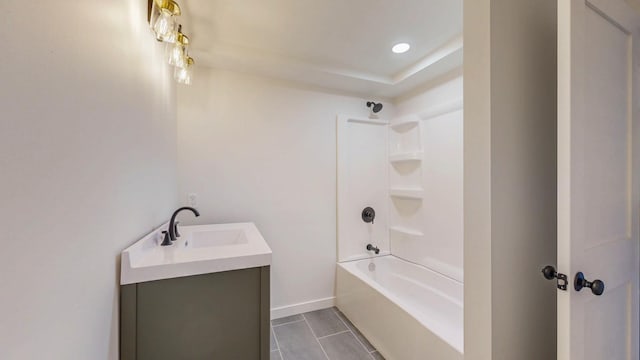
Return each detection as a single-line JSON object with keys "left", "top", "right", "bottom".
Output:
{"left": 362, "top": 207, "right": 376, "bottom": 224}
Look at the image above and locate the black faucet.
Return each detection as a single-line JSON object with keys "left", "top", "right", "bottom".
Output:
{"left": 366, "top": 244, "right": 380, "bottom": 255}
{"left": 168, "top": 207, "right": 200, "bottom": 242}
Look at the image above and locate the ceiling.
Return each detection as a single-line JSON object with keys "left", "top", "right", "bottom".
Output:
{"left": 182, "top": 0, "right": 463, "bottom": 99}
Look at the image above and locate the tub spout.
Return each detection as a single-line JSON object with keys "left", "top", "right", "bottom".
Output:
{"left": 366, "top": 244, "right": 380, "bottom": 254}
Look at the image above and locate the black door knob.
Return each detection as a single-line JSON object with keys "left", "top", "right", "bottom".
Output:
{"left": 542, "top": 265, "right": 557, "bottom": 280}
{"left": 574, "top": 272, "right": 605, "bottom": 296}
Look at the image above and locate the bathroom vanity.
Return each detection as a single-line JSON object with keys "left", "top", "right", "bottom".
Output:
{"left": 119, "top": 223, "right": 272, "bottom": 360}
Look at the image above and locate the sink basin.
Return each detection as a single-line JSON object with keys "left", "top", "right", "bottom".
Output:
{"left": 120, "top": 222, "right": 272, "bottom": 285}
{"left": 187, "top": 228, "right": 249, "bottom": 248}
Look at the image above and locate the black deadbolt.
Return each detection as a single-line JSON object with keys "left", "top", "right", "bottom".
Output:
{"left": 362, "top": 207, "right": 375, "bottom": 224}
{"left": 541, "top": 265, "right": 568, "bottom": 291}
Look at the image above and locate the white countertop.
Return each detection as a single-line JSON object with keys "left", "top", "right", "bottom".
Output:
{"left": 120, "top": 222, "right": 272, "bottom": 285}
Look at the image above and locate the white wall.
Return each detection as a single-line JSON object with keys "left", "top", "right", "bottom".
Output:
{"left": 395, "top": 70, "right": 463, "bottom": 117}
{"left": 391, "top": 72, "right": 464, "bottom": 282}
{"left": 0, "top": 1, "right": 178, "bottom": 359}
{"left": 337, "top": 117, "right": 390, "bottom": 262}
{"left": 176, "top": 67, "right": 393, "bottom": 316}
{"left": 464, "top": 0, "right": 557, "bottom": 359}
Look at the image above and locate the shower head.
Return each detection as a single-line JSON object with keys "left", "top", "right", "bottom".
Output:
{"left": 367, "top": 101, "right": 383, "bottom": 114}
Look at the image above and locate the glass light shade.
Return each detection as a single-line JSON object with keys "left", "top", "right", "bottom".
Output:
{"left": 153, "top": 8, "right": 177, "bottom": 42}
{"left": 165, "top": 27, "right": 178, "bottom": 44}
{"left": 174, "top": 66, "right": 192, "bottom": 85}
{"left": 168, "top": 43, "right": 186, "bottom": 67}
{"left": 149, "top": 0, "right": 161, "bottom": 30}
{"left": 174, "top": 58, "right": 193, "bottom": 85}
{"left": 167, "top": 31, "right": 189, "bottom": 67}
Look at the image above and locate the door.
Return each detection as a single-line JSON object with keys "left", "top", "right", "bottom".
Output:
{"left": 558, "top": 0, "right": 640, "bottom": 359}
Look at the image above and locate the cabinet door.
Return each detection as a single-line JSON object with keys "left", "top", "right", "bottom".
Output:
{"left": 136, "top": 268, "right": 261, "bottom": 360}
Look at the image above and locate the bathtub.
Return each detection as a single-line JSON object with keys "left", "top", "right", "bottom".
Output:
{"left": 336, "top": 255, "right": 463, "bottom": 360}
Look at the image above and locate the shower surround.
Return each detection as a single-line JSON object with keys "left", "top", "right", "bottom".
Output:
{"left": 335, "top": 94, "right": 463, "bottom": 360}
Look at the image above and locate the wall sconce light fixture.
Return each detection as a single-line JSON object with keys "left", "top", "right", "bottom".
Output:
{"left": 148, "top": 0, "right": 194, "bottom": 85}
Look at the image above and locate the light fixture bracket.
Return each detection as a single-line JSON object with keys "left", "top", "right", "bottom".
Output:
{"left": 148, "top": 0, "right": 181, "bottom": 23}
{"left": 176, "top": 31, "right": 189, "bottom": 46}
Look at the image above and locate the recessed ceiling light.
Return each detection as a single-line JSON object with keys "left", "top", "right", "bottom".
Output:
{"left": 392, "top": 43, "right": 411, "bottom": 54}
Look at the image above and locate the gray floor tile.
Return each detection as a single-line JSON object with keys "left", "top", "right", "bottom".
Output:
{"left": 273, "top": 320, "right": 327, "bottom": 360}
{"left": 334, "top": 310, "right": 376, "bottom": 352}
{"left": 304, "top": 308, "right": 348, "bottom": 337}
{"left": 271, "top": 350, "right": 283, "bottom": 360}
{"left": 318, "top": 332, "right": 372, "bottom": 360}
{"left": 271, "top": 327, "right": 278, "bottom": 351}
{"left": 371, "top": 351, "right": 385, "bottom": 360}
{"left": 272, "top": 314, "right": 304, "bottom": 326}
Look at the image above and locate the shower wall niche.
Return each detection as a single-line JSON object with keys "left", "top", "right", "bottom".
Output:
{"left": 389, "top": 104, "right": 463, "bottom": 282}
{"left": 389, "top": 115, "right": 425, "bottom": 245}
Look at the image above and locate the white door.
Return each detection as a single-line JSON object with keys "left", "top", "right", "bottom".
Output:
{"left": 558, "top": 0, "right": 640, "bottom": 359}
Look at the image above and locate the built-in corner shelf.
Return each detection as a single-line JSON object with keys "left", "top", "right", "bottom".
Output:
{"left": 389, "top": 151, "right": 423, "bottom": 163}
{"left": 389, "top": 226, "right": 424, "bottom": 238}
{"left": 389, "top": 188, "right": 424, "bottom": 200}
{"left": 390, "top": 119, "right": 420, "bottom": 132}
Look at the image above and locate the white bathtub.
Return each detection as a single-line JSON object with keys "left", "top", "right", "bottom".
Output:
{"left": 336, "top": 255, "right": 463, "bottom": 360}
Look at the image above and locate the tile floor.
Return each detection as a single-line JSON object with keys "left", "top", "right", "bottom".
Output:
{"left": 270, "top": 307, "right": 385, "bottom": 360}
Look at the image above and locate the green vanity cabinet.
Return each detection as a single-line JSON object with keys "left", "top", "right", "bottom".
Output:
{"left": 120, "top": 266, "right": 270, "bottom": 360}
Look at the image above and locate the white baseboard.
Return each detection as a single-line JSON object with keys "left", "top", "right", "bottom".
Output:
{"left": 271, "top": 297, "right": 336, "bottom": 320}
